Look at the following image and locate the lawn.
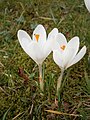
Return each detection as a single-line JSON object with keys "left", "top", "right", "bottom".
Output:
{"left": 0, "top": 0, "right": 90, "bottom": 120}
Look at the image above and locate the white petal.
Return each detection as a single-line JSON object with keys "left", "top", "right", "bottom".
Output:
{"left": 47, "top": 28, "right": 60, "bottom": 51}
{"left": 56, "top": 33, "right": 67, "bottom": 46}
{"left": 43, "top": 40, "right": 59, "bottom": 59}
{"left": 52, "top": 41, "right": 60, "bottom": 51}
{"left": 33, "top": 24, "right": 46, "bottom": 46}
{"left": 45, "top": 36, "right": 60, "bottom": 52}
{"left": 48, "top": 28, "right": 58, "bottom": 40}
{"left": 53, "top": 50, "right": 64, "bottom": 68}
{"left": 28, "top": 42, "right": 45, "bottom": 65}
{"left": 84, "top": 0, "right": 90, "bottom": 12}
{"left": 37, "top": 28, "right": 59, "bottom": 60}
{"left": 43, "top": 28, "right": 59, "bottom": 57}
{"left": 65, "top": 36, "right": 79, "bottom": 66}
{"left": 63, "top": 48, "right": 75, "bottom": 69}
{"left": 18, "top": 30, "right": 32, "bottom": 42}
{"left": 17, "top": 30, "right": 32, "bottom": 55}
{"left": 43, "top": 41, "right": 52, "bottom": 59}
{"left": 66, "top": 46, "right": 86, "bottom": 68}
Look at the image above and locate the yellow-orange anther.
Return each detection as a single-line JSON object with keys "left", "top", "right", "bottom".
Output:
{"left": 35, "top": 34, "right": 39, "bottom": 42}
{"left": 60, "top": 45, "right": 66, "bottom": 50}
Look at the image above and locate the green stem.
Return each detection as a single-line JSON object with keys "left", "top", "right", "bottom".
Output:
{"left": 39, "top": 64, "right": 44, "bottom": 92}
{"left": 57, "top": 69, "right": 64, "bottom": 96}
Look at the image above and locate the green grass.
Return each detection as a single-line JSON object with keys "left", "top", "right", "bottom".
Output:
{"left": 0, "top": 0, "right": 90, "bottom": 120}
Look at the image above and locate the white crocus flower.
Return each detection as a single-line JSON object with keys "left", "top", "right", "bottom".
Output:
{"left": 17, "top": 24, "right": 58, "bottom": 91}
{"left": 53, "top": 33, "right": 86, "bottom": 70}
{"left": 84, "top": 0, "right": 90, "bottom": 12}
{"left": 53, "top": 33, "right": 86, "bottom": 94}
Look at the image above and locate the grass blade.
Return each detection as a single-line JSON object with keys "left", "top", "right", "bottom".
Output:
{"left": 2, "top": 107, "right": 11, "bottom": 120}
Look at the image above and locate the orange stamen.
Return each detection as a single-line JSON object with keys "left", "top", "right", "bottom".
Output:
{"left": 60, "top": 45, "right": 66, "bottom": 50}
{"left": 34, "top": 34, "right": 39, "bottom": 42}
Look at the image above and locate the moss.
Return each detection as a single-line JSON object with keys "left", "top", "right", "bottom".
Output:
{"left": 0, "top": 0, "right": 90, "bottom": 119}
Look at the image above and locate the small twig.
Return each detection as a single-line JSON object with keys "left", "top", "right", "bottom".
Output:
{"left": 45, "top": 110, "right": 82, "bottom": 117}
{"left": 83, "top": 103, "right": 90, "bottom": 107}
{"left": 0, "top": 87, "right": 10, "bottom": 96}
{"left": 39, "top": 16, "right": 54, "bottom": 20}
{"left": 69, "top": 106, "right": 76, "bottom": 114}
{"left": 0, "top": 61, "right": 4, "bottom": 67}
{"left": 29, "top": 104, "right": 34, "bottom": 115}
{"left": 12, "top": 112, "right": 24, "bottom": 120}
{"left": 73, "top": 102, "right": 82, "bottom": 120}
